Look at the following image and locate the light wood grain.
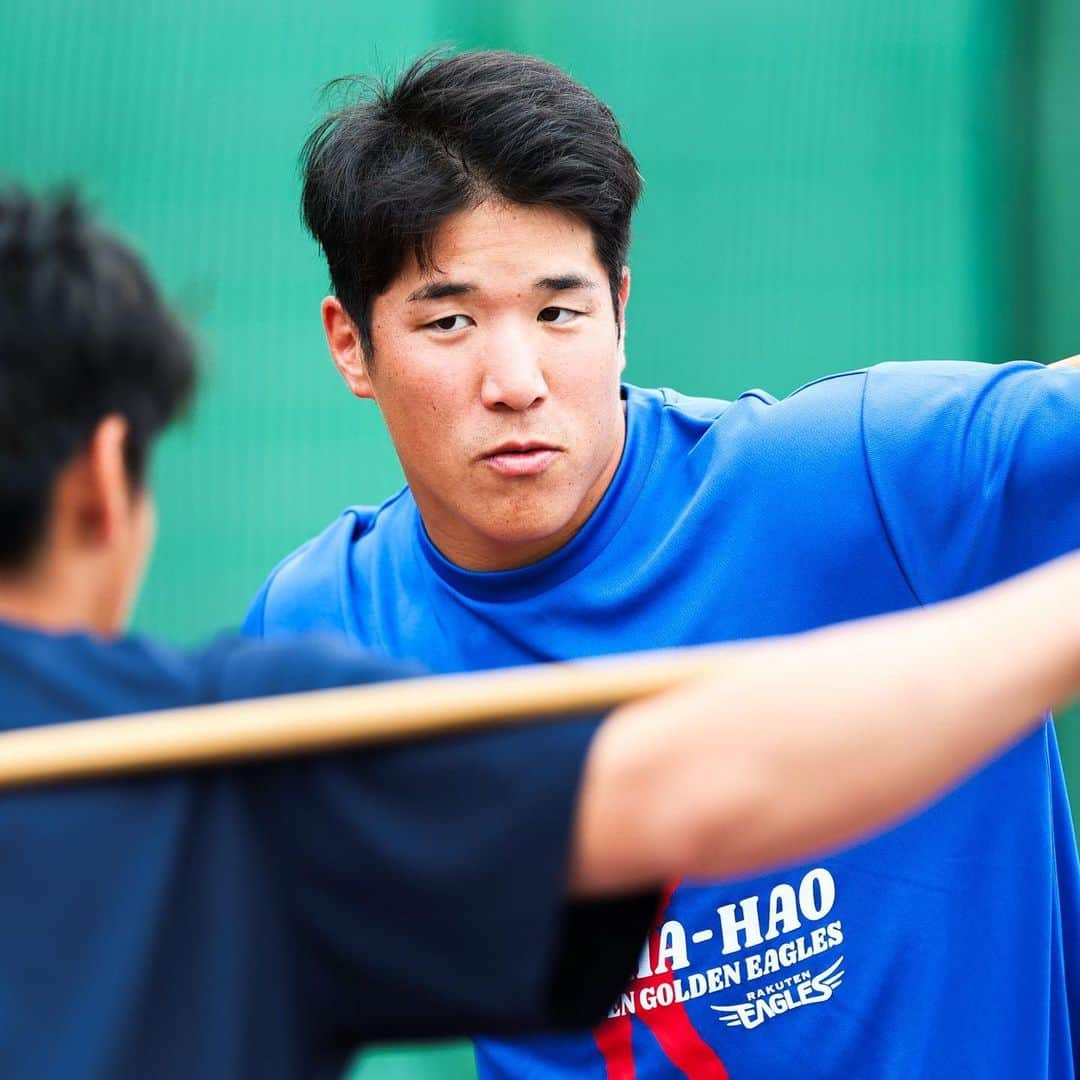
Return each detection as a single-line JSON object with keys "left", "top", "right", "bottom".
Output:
{"left": 0, "top": 644, "right": 732, "bottom": 789}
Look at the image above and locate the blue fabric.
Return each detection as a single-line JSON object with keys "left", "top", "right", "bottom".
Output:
{"left": 247, "top": 361, "right": 1080, "bottom": 1079}
{"left": 0, "top": 624, "right": 653, "bottom": 1079}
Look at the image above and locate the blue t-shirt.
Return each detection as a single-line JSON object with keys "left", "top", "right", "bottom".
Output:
{"left": 246, "top": 361, "right": 1080, "bottom": 1079}
{"left": 0, "top": 622, "right": 656, "bottom": 1079}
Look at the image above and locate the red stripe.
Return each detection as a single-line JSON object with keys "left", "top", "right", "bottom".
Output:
{"left": 592, "top": 883, "right": 729, "bottom": 1080}
{"left": 636, "top": 968, "right": 729, "bottom": 1078}
{"left": 593, "top": 1010, "right": 635, "bottom": 1080}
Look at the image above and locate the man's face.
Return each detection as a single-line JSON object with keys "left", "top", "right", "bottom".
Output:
{"left": 326, "top": 200, "right": 629, "bottom": 571}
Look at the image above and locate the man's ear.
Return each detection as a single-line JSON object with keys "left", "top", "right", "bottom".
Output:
{"left": 322, "top": 296, "right": 375, "bottom": 399}
{"left": 71, "top": 414, "right": 131, "bottom": 547}
{"left": 616, "top": 267, "right": 631, "bottom": 374}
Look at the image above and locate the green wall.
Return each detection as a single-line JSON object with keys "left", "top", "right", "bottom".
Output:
{"left": 2, "top": 4, "right": 1077, "bottom": 1078}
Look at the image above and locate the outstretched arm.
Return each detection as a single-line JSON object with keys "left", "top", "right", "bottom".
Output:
{"left": 572, "top": 550, "right": 1080, "bottom": 893}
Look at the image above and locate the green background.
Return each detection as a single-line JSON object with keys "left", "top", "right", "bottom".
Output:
{"left": 2, "top": 3, "right": 1077, "bottom": 1077}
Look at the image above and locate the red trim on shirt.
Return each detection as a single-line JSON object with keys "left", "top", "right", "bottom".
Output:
{"left": 594, "top": 1011, "right": 636, "bottom": 1080}
{"left": 592, "top": 884, "right": 730, "bottom": 1079}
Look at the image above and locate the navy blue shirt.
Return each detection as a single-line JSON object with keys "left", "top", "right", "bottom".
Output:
{"left": 0, "top": 621, "right": 655, "bottom": 1079}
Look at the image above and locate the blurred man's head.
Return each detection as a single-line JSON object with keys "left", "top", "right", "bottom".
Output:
{"left": 303, "top": 51, "right": 642, "bottom": 570}
{"left": 0, "top": 190, "right": 196, "bottom": 634}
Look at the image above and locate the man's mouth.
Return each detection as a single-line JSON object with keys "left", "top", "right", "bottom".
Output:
{"left": 481, "top": 441, "right": 561, "bottom": 477}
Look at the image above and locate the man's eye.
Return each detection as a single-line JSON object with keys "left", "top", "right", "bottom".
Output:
{"left": 428, "top": 314, "right": 473, "bottom": 332}
{"left": 538, "top": 307, "right": 578, "bottom": 325}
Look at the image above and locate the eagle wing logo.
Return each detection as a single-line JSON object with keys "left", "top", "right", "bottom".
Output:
{"left": 709, "top": 955, "right": 845, "bottom": 1030}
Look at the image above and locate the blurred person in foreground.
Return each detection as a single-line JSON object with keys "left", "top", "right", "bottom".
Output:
{"left": 248, "top": 51, "right": 1080, "bottom": 1079}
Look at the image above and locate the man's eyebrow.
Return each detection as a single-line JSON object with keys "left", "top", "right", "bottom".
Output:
{"left": 407, "top": 281, "right": 477, "bottom": 303}
{"left": 534, "top": 274, "right": 599, "bottom": 292}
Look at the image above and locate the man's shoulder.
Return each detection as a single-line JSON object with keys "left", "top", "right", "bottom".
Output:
{"left": 635, "top": 368, "right": 871, "bottom": 432}
{"left": 0, "top": 620, "right": 358, "bottom": 726}
{"left": 629, "top": 382, "right": 775, "bottom": 428}
{"left": 862, "top": 359, "right": 1045, "bottom": 413}
{"left": 859, "top": 359, "right": 1051, "bottom": 460}
{"left": 641, "top": 384, "right": 739, "bottom": 421}
{"left": 632, "top": 363, "right": 1034, "bottom": 475}
{"left": 633, "top": 370, "right": 871, "bottom": 469}
{"left": 750, "top": 359, "right": 1003, "bottom": 409}
{"left": 668, "top": 360, "right": 1028, "bottom": 445}
{"left": 246, "top": 491, "right": 414, "bottom": 637}
{"left": 757, "top": 361, "right": 1050, "bottom": 476}
{"left": 632, "top": 360, "right": 1023, "bottom": 434}
{"left": 0, "top": 620, "right": 209, "bottom": 727}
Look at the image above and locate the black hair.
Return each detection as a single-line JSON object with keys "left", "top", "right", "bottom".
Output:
{"left": 301, "top": 49, "right": 642, "bottom": 357}
{"left": 0, "top": 189, "right": 197, "bottom": 569}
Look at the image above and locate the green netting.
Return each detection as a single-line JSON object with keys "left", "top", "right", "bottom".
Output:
{"left": 1, "top": 4, "right": 1077, "bottom": 1078}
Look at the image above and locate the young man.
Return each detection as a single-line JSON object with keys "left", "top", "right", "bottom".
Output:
{"left": 248, "top": 51, "right": 1080, "bottom": 1078}
{"left": 6, "top": 190, "right": 1078, "bottom": 1078}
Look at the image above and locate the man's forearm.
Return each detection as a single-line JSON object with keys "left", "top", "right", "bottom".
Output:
{"left": 571, "top": 551, "right": 1080, "bottom": 895}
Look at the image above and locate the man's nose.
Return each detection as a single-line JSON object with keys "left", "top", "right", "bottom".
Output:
{"left": 479, "top": 326, "right": 549, "bottom": 411}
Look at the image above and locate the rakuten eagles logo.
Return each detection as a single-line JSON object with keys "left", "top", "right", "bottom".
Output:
{"left": 710, "top": 955, "right": 845, "bottom": 1031}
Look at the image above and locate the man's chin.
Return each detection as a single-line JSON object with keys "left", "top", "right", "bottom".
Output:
{"left": 468, "top": 516, "right": 582, "bottom": 569}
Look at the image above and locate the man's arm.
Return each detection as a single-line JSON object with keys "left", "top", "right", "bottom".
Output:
{"left": 221, "top": 553, "right": 1079, "bottom": 1041}
{"left": 572, "top": 550, "right": 1080, "bottom": 893}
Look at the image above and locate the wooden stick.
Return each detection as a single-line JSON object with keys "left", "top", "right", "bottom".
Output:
{"left": 0, "top": 643, "right": 732, "bottom": 790}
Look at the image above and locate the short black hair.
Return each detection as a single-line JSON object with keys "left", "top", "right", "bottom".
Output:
{"left": 0, "top": 189, "right": 197, "bottom": 570}
{"left": 301, "top": 49, "right": 642, "bottom": 357}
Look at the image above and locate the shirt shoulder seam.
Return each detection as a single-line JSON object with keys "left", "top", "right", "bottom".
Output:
{"left": 858, "top": 370, "right": 925, "bottom": 608}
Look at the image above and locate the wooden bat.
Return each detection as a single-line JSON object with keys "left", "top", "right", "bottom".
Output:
{"left": 0, "top": 644, "right": 731, "bottom": 790}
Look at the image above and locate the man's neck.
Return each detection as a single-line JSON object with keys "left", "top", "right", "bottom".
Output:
{"left": 0, "top": 559, "right": 106, "bottom": 635}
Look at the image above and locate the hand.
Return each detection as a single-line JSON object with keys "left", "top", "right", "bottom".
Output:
{"left": 1051, "top": 355, "right": 1080, "bottom": 369}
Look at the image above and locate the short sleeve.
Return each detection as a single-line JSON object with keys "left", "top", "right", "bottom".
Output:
{"left": 862, "top": 361, "right": 1080, "bottom": 601}
{"left": 249, "top": 717, "right": 656, "bottom": 1043}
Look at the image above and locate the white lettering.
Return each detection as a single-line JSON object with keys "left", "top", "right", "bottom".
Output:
{"left": 608, "top": 991, "right": 636, "bottom": 1018}
{"left": 718, "top": 895, "right": 763, "bottom": 954}
{"left": 654, "top": 919, "right": 690, "bottom": 973}
{"left": 764, "top": 883, "right": 801, "bottom": 941}
{"left": 716, "top": 869, "right": 836, "bottom": 957}
{"left": 798, "top": 868, "right": 836, "bottom": 921}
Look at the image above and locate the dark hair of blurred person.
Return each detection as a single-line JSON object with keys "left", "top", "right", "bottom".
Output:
{"left": 0, "top": 190, "right": 195, "bottom": 629}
